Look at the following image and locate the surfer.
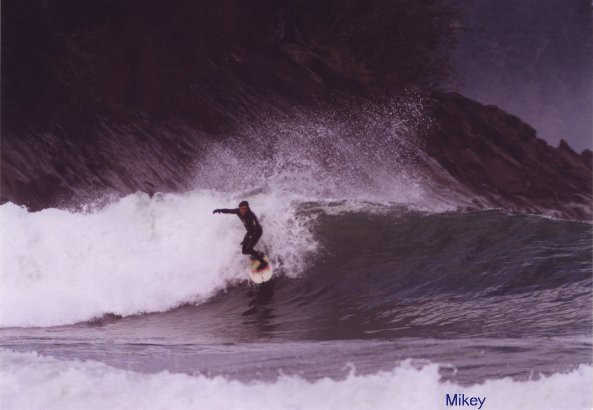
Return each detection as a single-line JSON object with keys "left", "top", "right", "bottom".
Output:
{"left": 213, "top": 201, "right": 268, "bottom": 270}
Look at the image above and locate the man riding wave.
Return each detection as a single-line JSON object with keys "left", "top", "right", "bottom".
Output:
{"left": 213, "top": 201, "right": 268, "bottom": 270}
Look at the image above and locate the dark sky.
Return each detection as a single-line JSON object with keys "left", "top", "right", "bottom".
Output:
{"left": 448, "top": 0, "right": 592, "bottom": 152}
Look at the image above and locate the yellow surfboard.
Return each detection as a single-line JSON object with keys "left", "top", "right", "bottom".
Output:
{"left": 248, "top": 256, "right": 273, "bottom": 284}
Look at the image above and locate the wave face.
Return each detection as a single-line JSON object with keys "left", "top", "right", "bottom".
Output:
{"left": 2, "top": 193, "right": 591, "bottom": 338}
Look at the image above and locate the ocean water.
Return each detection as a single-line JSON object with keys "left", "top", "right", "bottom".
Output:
{"left": 1, "top": 191, "right": 591, "bottom": 409}
{"left": 1, "top": 112, "right": 591, "bottom": 409}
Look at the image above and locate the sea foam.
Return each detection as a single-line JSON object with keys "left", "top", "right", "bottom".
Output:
{"left": 1, "top": 349, "right": 591, "bottom": 410}
{"left": 0, "top": 190, "right": 316, "bottom": 327}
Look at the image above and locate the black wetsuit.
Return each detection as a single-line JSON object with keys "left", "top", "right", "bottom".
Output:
{"left": 214, "top": 208, "right": 265, "bottom": 262}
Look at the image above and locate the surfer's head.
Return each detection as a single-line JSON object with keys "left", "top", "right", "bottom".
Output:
{"left": 238, "top": 200, "right": 249, "bottom": 215}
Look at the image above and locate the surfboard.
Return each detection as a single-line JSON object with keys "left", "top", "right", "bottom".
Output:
{"left": 248, "top": 256, "right": 273, "bottom": 284}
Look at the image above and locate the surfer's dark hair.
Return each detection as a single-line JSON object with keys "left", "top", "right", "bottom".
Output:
{"left": 239, "top": 201, "right": 249, "bottom": 207}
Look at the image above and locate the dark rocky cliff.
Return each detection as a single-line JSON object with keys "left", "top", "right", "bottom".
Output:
{"left": 428, "top": 93, "right": 591, "bottom": 219}
{"left": 2, "top": 0, "right": 591, "bottom": 219}
{"left": 447, "top": 0, "right": 592, "bottom": 152}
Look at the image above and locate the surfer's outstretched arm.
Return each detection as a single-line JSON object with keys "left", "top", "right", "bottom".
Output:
{"left": 212, "top": 208, "right": 239, "bottom": 214}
